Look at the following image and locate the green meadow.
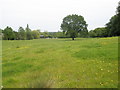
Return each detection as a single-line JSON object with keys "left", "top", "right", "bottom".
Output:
{"left": 2, "top": 37, "right": 118, "bottom": 88}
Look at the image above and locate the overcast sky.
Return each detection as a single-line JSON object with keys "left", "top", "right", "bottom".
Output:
{"left": 0, "top": 0, "right": 119, "bottom": 32}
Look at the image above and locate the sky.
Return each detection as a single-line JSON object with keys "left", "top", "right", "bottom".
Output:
{"left": 0, "top": 0, "right": 119, "bottom": 32}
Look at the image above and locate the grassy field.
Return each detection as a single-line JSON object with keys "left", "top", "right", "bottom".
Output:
{"left": 2, "top": 37, "right": 118, "bottom": 88}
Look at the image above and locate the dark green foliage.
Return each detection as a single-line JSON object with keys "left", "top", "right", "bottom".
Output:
{"left": 89, "top": 27, "right": 108, "bottom": 37}
{"left": 117, "top": 1, "right": 120, "bottom": 14}
{"left": 13, "top": 31, "right": 19, "bottom": 40}
{"left": 3, "top": 26, "right": 15, "bottom": 40}
{"left": 41, "top": 31, "right": 65, "bottom": 38}
{"left": 2, "top": 25, "right": 70, "bottom": 40}
{"left": 106, "top": 2, "right": 120, "bottom": 36}
{"left": 90, "top": 1, "right": 120, "bottom": 37}
{"left": 25, "top": 24, "right": 33, "bottom": 40}
{"left": 42, "top": 31, "right": 49, "bottom": 38}
{"left": 89, "top": 30, "right": 97, "bottom": 37}
{"left": 2, "top": 25, "right": 41, "bottom": 40}
{"left": 78, "top": 30, "right": 88, "bottom": 38}
{"left": 18, "top": 27, "right": 26, "bottom": 40}
{"left": 61, "top": 14, "right": 88, "bottom": 40}
{"left": 40, "top": 31, "right": 66, "bottom": 38}
{"left": 54, "top": 31, "right": 66, "bottom": 38}
{"left": 0, "top": 29, "right": 1, "bottom": 31}
{"left": 0, "top": 29, "right": 3, "bottom": 40}
{"left": 106, "top": 15, "right": 120, "bottom": 36}
{"left": 32, "top": 30, "right": 40, "bottom": 39}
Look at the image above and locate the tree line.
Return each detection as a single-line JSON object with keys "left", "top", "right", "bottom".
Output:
{"left": 0, "top": 1, "right": 120, "bottom": 40}
{"left": 89, "top": 15, "right": 120, "bottom": 38}
{"left": 0, "top": 24, "right": 67, "bottom": 40}
{"left": 60, "top": 1, "right": 120, "bottom": 40}
{"left": 88, "top": 1, "right": 120, "bottom": 38}
{"left": 0, "top": 24, "right": 40, "bottom": 40}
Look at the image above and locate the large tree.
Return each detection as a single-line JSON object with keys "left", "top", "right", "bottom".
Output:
{"left": 117, "top": 1, "right": 120, "bottom": 35}
{"left": 106, "top": 1, "right": 120, "bottom": 36}
{"left": 3, "top": 26, "right": 15, "bottom": 40}
{"left": 117, "top": 1, "right": 120, "bottom": 16}
{"left": 18, "top": 27, "right": 26, "bottom": 40}
{"left": 61, "top": 14, "right": 88, "bottom": 40}
{"left": 25, "top": 24, "right": 33, "bottom": 40}
{"left": 32, "top": 30, "right": 40, "bottom": 39}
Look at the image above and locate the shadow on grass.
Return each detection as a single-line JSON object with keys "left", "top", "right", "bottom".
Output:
{"left": 59, "top": 38, "right": 88, "bottom": 41}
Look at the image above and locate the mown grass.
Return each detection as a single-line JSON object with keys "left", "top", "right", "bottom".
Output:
{"left": 2, "top": 37, "right": 118, "bottom": 88}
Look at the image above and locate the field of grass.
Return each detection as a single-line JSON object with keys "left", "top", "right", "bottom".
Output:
{"left": 2, "top": 37, "right": 118, "bottom": 88}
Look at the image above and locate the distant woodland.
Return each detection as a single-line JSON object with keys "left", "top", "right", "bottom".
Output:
{"left": 0, "top": 1, "right": 120, "bottom": 40}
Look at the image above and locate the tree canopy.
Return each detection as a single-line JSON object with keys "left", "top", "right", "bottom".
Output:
{"left": 26, "top": 24, "right": 33, "bottom": 40}
{"left": 61, "top": 14, "right": 88, "bottom": 40}
{"left": 89, "top": 27, "right": 108, "bottom": 37}
{"left": 106, "top": 2, "right": 120, "bottom": 36}
{"left": 3, "top": 26, "right": 15, "bottom": 40}
{"left": 89, "top": 1, "right": 120, "bottom": 37}
{"left": 18, "top": 27, "right": 26, "bottom": 40}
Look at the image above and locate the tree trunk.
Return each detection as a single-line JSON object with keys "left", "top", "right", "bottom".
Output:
{"left": 72, "top": 37, "right": 74, "bottom": 40}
